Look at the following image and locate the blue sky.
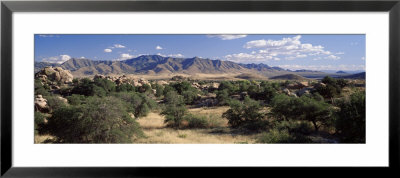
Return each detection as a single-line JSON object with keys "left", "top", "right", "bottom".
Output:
{"left": 35, "top": 34, "right": 365, "bottom": 71}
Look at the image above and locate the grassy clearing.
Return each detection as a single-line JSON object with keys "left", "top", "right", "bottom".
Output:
{"left": 135, "top": 107, "right": 260, "bottom": 144}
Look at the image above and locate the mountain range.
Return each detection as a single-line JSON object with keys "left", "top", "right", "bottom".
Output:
{"left": 34, "top": 55, "right": 343, "bottom": 78}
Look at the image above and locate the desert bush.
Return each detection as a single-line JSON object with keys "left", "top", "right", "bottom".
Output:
{"left": 162, "top": 91, "right": 188, "bottom": 128}
{"left": 116, "top": 83, "right": 136, "bottom": 92}
{"left": 46, "top": 96, "right": 143, "bottom": 143}
{"left": 335, "top": 91, "right": 365, "bottom": 143}
{"left": 34, "top": 111, "right": 46, "bottom": 134}
{"left": 154, "top": 84, "right": 164, "bottom": 97}
{"left": 34, "top": 79, "right": 50, "bottom": 96}
{"left": 257, "top": 128, "right": 312, "bottom": 143}
{"left": 218, "top": 81, "right": 239, "bottom": 95}
{"left": 275, "top": 120, "right": 314, "bottom": 135}
{"left": 66, "top": 94, "right": 86, "bottom": 105}
{"left": 185, "top": 114, "right": 209, "bottom": 129}
{"left": 44, "top": 95, "right": 67, "bottom": 112}
{"left": 162, "top": 85, "right": 176, "bottom": 96}
{"left": 257, "top": 121, "right": 313, "bottom": 143}
{"left": 112, "top": 92, "right": 156, "bottom": 118}
{"left": 93, "top": 77, "right": 116, "bottom": 94}
{"left": 71, "top": 78, "right": 94, "bottom": 96}
{"left": 223, "top": 97, "right": 265, "bottom": 130}
{"left": 182, "top": 90, "right": 199, "bottom": 105}
{"left": 316, "top": 76, "right": 343, "bottom": 99}
{"left": 270, "top": 94, "right": 333, "bottom": 132}
{"left": 216, "top": 89, "right": 230, "bottom": 106}
{"left": 257, "top": 129, "right": 292, "bottom": 143}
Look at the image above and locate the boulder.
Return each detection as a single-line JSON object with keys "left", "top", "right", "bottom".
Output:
{"left": 282, "top": 88, "right": 298, "bottom": 97}
{"left": 297, "top": 87, "right": 314, "bottom": 96}
{"left": 138, "top": 78, "right": 150, "bottom": 86}
{"left": 156, "top": 80, "right": 169, "bottom": 85}
{"left": 57, "top": 96, "right": 68, "bottom": 104}
{"left": 210, "top": 82, "right": 220, "bottom": 89}
{"left": 34, "top": 95, "right": 48, "bottom": 112}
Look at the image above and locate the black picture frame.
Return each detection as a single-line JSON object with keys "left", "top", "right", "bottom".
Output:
{"left": 1, "top": 0, "right": 399, "bottom": 177}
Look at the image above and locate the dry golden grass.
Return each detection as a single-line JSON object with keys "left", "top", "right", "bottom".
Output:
{"left": 34, "top": 134, "right": 55, "bottom": 144}
{"left": 135, "top": 107, "right": 259, "bottom": 144}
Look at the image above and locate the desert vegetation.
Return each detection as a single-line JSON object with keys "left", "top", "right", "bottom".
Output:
{"left": 34, "top": 66, "right": 366, "bottom": 144}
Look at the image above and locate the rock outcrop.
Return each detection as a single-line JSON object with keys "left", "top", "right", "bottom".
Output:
{"left": 93, "top": 74, "right": 150, "bottom": 87}
{"left": 35, "top": 67, "right": 73, "bottom": 84}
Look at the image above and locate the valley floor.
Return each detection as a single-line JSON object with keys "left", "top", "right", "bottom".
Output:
{"left": 134, "top": 107, "right": 260, "bottom": 144}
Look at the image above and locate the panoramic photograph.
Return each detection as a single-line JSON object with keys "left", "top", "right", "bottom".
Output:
{"left": 34, "top": 34, "right": 365, "bottom": 144}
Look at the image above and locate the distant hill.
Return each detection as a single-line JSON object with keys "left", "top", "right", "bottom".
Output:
{"left": 340, "top": 72, "right": 366, "bottom": 79}
{"left": 269, "top": 74, "right": 308, "bottom": 80}
{"left": 35, "top": 55, "right": 326, "bottom": 78}
{"left": 336, "top": 71, "right": 347, "bottom": 74}
{"left": 234, "top": 73, "right": 268, "bottom": 80}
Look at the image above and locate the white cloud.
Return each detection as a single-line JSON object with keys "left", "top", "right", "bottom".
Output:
{"left": 243, "top": 40, "right": 268, "bottom": 49}
{"left": 207, "top": 35, "right": 247, "bottom": 40}
{"left": 113, "top": 53, "right": 137, "bottom": 61}
{"left": 156, "top": 53, "right": 185, "bottom": 58}
{"left": 156, "top": 45, "right": 163, "bottom": 50}
{"left": 244, "top": 35, "right": 301, "bottom": 49}
{"left": 224, "top": 53, "right": 272, "bottom": 63}
{"left": 324, "top": 55, "right": 341, "bottom": 60}
{"left": 121, "top": 53, "right": 135, "bottom": 59}
{"left": 113, "top": 44, "right": 126, "bottom": 48}
{"left": 41, "top": 55, "right": 71, "bottom": 64}
{"left": 225, "top": 35, "right": 341, "bottom": 63}
{"left": 167, "top": 54, "right": 184, "bottom": 58}
{"left": 104, "top": 48, "right": 112, "bottom": 53}
{"left": 361, "top": 57, "right": 365, "bottom": 60}
{"left": 80, "top": 56, "right": 85, "bottom": 59}
{"left": 336, "top": 52, "right": 345, "bottom": 55}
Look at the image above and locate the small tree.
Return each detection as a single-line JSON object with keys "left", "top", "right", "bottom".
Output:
{"left": 270, "top": 94, "right": 333, "bottom": 132}
{"left": 161, "top": 91, "right": 187, "bottom": 128}
{"left": 216, "top": 89, "right": 230, "bottom": 106}
{"left": 222, "top": 97, "right": 265, "bottom": 129}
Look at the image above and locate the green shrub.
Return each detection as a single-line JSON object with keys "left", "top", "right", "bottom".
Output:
{"left": 116, "top": 83, "right": 136, "bottom": 92}
{"left": 44, "top": 95, "right": 67, "bottom": 112}
{"left": 46, "top": 96, "right": 143, "bottom": 143}
{"left": 35, "top": 79, "right": 50, "bottom": 96}
{"left": 257, "top": 128, "right": 312, "bottom": 143}
{"left": 216, "top": 89, "right": 230, "bottom": 106}
{"left": 34, "top": 111, "right": 46, "bottom": 134}
{"left": 154, "top": 84, "right": 164, "bottom": 97}
{"left": 112, "top": 92, "right": 156, "bottom": 118}
{"left": 66, "top": 94, "right": 86, "bottom": 105}
{"left": 270, "top": 94, "right": 333, "bottom": 132}
{"left": 182, "top": 90, "right": 199, "bottom": 104}
{"left": 162, "top": 91, "right": 188, "bottom": 128}
{"left": 335, "top": 92, "right": 365, "bottom": 143}
{"left": 257, "top": 129, "right": 292, "bottom": 143}
{"left": 71, "top": 78, "right": 94, "bottom": 96}
{"left": 185, "top": 114, "right": 208, "bottom": 129}
{"left": 222, "top": 97, "right": 265, "bottom": 130}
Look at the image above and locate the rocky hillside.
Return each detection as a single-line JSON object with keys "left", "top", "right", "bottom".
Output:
{"left": 35, "top": 55, "right": 325, "bottom": 77}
